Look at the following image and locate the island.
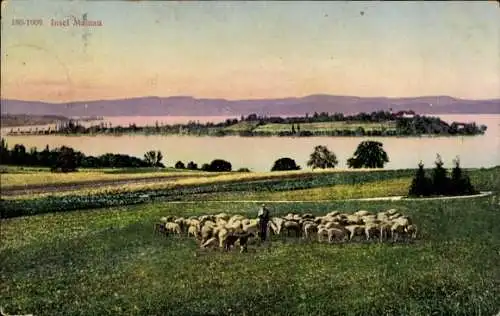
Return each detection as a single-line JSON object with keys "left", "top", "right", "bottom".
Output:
{"left": 1, "top": 114, "right": 103, "bottom": 128}
{"left": 5, "top": 111, "right": 487, "bottom": 137}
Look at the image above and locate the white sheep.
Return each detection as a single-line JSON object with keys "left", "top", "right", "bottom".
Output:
{"left": 354, "top": 210, "right": 371, "bottom": 217}
{"left": 284, "top": 213, "right": 295, "bottom": 221}
{"left": 327, "top": 227, "right": 348, "bottom": 243}
{"left": 217, "top": 227, "right": 230, "bottom": 249}
{"left": 201, "top": 220, "right": 216, "bottom": 228}
{"left": 386, "top": 209, "right": 399, "bottom": 216}
{"left": 390, "top": 222, "right": 407, "bottom": 242}
{"left": 200, "top": 237, "right": 218, "bottom": 249}
{"left": 271, "top": 217, "right": 285, "bottom": 235}
{"left": 405, "top": 224, "right": 418, "bottom": 240}
{"left": 215, "top": 213, "right": 230, "bottom": 221}
{"left": 242, "top": 222, "right": 259, "bottom": 237}
{"left": 187, "top": 218, "right": 201, "bottom": 229}
{"left": 365, "top": 223, "right": 381, "bottom": 241}
{"left": 165, "top": 222, "right": 182, "bottom": 235}
{"left": 215, "top": 218, "right": 228, "bottom": 227}
{"left": 303, "top": 222, "right": 318, "bottom": 239}
{"left": 174, "top": 217, "right": 188, "bottom": 234}
{"left": 326, "top": 211, "right": 340, "bottom": 217}
{"left": 345, "top": 225, "right": 365, "bottom": 241}
{"left": 362, "top": 215, "right": 378, "bottom": 224}
{"left": 228, "top": 215, "right": 245, "bottom": 224}
{"left": 200, "top": 224, "right": 215, "bottom": 244}
{"left": 346, "top": 214, "right": 363, "bottom": 225}
{"left": 226, "top": 220, "right": 243, "bottom": 232}
{"left": 283, "top": 220, "right": 301, "bottom": 237}
{"left": 187, "top": 225, "right": 200, "bottom": 239}
{"left": 379, "top": 222, "right": 393, "bottom": 242}
{"left": 317, "top": 227, "right": 329, "bottom": 243}
{"left": 392, "top": 216, "right": 412, "bottom": 227}
{"left": 241, "top": 218, "right": 251, "bottom": 226}
{"left": 199, "top": 215, "right": 215, "bottom": 222}
{"left": 324, "top": 221, "right": 343, "bottom": 230}
{"left": 376, "top": 212, "right": 389, "bottom": 222}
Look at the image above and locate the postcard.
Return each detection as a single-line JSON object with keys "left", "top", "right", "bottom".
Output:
{"left": 1, "top": 1, "right": 499, "bottom": 315}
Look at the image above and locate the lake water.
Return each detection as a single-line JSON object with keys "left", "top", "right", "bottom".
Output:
{"left": 2, "top": 114, "right": 499, "bottom": 171}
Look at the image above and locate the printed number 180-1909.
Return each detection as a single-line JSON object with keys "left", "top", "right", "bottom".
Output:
{"left": 12, "top": 19, "right": 43, "bottom": 26}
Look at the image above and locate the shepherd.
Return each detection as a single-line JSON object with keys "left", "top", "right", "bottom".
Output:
{"left": 257, "top": 203, "right": 270, "bottom": 242}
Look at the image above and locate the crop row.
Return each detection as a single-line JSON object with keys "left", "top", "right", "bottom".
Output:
{"left": 1, "top": 170, "right": 417, "bottom": 218}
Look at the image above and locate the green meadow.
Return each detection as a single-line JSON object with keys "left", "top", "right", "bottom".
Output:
{"left": 1, "top": 167, "right": 499, "bottom": 315}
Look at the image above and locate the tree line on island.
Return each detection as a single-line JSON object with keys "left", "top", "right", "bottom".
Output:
{"left": 7, "top": 110, "right": 487, "bottom": 137}
{"left": 0, "top": 138, "right": 478, "bottom": 197}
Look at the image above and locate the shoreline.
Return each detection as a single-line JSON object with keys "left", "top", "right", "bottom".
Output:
{"left": 3, "top": 132, "right": 487, "bottom": 138}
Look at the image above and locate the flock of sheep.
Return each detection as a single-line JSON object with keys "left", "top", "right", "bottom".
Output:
{"left": 154, "top": 208, "right": 418, "bottom": 253}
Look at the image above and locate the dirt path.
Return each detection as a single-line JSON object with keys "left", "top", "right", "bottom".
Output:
{"left": 142, "top": 191, "right": 494, "bottom": 204}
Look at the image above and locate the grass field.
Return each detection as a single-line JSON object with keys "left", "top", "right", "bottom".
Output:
{"left": 223, "top": 121, "right": 260, "bottom": 132}
{"left": 189, "top": 177, "right": 412, "bottom": 201}
{"left": 253, "top": 121, "right": 397, "bottom": 133}
{"left": 1, "top": 195, "right": 499, "bottom": 315}
{"left": 1, "top": 167, "right": 499, "bottom": 314}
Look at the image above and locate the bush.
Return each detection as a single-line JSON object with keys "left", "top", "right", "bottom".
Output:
{"left": 186, "top": 161, "right": 198, "bottom": 170}
{"left": 201, "top": 163, "right": 211, "bottom": 171}
{"left": 271, "top": 157, "right": 301, "bottom": 171}
{"left": 203, "top": 159, "right": 232, "bottom": 172}
{"left": 237, "top": 168, "right": 251, "bottom": 172}
{"left": 175, "top": 161, "right": 185, "bottom": 169}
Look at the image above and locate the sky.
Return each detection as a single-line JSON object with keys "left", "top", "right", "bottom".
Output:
{"left": 1, "top": 1, "right": 499, "bottom": 102}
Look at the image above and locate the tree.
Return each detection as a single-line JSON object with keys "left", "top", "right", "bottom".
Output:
{"left": 207, "top": 159, "right": 232, "bottom": 172}
{"left": 201, "top": 163, "right": 210, "bottom": 171}
{"left": 431, "top": 154, "right": 450, "bottom": 196}
{"left": 450, "top": 156, "right": 476, "bottom": 195}
{"left": 307, "top": 145, "right": 338, "bottom": 170}
{"left": 144, "top": 150, "right": 164, "bottom": 167}
{"left": 52, "top": 146, "right": 78, "bottom": 172}
{"left": 155, "top": 150, "right": 163, "bottom": 167}
{"left": 347, "top": 141, "right": 389, "bottom": 169}
{"left": 187, "top": 161, "right": 198, "bottom": 170}
{"left": 408, "top": 161, "right": 432, "bottom": 197}
{"left": 11, "top": 144, "right": 27, "bottom": 165}
{"left": 144, "top": 150, "right": 157, "bottom": 167}
{"left": 175, "top": 161, "right": 185, "bottom": 169}
{"left": 271, "top": 157, "right": 301, "bottom": 171}
{"left": 0, "top": 138, "right": 9, "bottom": 164}
{"left": 40, "top": 145, "right": 51, "bottom": 166}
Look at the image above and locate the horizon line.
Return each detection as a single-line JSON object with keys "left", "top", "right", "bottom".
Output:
{"left": 2, "top": 94, "right": 500, "bottom": 104}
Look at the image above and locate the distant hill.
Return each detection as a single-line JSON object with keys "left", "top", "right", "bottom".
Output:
{"left": 1, "top": 95, "right": 499, "bottom": 117}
